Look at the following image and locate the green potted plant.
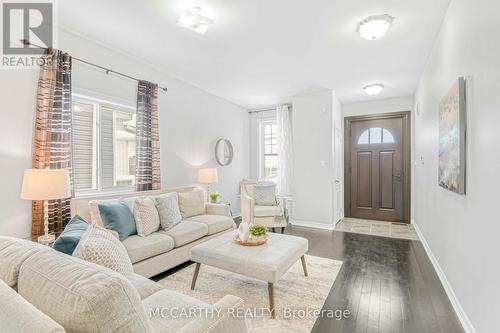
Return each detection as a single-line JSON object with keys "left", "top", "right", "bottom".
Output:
{"left": 209, "top": 191, "right": 220, "bottom": 203}
{"left": 249, "top": 224, "right": 267, "bottom": 241}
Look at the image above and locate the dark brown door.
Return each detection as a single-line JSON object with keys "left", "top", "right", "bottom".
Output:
{"left": 349, "top": 117, "right": 404, "bottom": 221}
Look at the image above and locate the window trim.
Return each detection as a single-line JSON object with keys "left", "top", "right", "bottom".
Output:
{"left": 72, "top": 93, "right": 136, "bottom": 197}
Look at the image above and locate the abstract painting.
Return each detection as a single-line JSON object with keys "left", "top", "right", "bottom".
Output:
{"left": 438, "top": 77, "right": 466, "bottom": 194}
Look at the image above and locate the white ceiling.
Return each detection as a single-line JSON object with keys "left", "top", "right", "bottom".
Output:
{"left": 58, "top": 0, "right": 451, "bottom": 109}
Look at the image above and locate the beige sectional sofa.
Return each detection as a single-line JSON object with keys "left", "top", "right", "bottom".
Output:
{"left": 0, "top": 236, "right": 247, "bottom": 333}
{"left": 71, "top": 186, "right": 235, "bottom": 277}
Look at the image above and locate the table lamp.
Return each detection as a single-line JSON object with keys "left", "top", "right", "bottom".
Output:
{"left": 21, "top": 169, "right": 71, "bottom": 244}
{"left": 197, "top": 168, "right": 218, "bottom": 199}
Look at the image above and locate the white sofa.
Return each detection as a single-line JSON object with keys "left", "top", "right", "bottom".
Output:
{"left": 0, "top": 236, "right": 247, "bottom": 333}
{"left": 71, "top": 186, "right": 235, "bottom": 278}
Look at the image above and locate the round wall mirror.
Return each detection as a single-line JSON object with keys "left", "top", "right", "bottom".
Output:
{"left": 215, "top": 138, "right": 234, "bottom": 166}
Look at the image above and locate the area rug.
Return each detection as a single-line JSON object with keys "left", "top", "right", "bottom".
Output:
{"left": 158, "top": 255, "right": 342, "bottom": 333}
{"left": 335, "top": 217, "right": 420, "bottom": 240}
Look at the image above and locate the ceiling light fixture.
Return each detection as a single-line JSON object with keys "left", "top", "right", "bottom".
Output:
{"left": 363, "top": 84, "right": 384, "bottom": 96}
{"left": 177, "top": 6, "right": 215, "bottom": 34}
{"left": 358, "top": 14, "right": 393, "bottom": 40}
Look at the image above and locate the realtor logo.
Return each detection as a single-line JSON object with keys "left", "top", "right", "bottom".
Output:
{"left": 1, "top": 1, "right": 54, "bottom": 67}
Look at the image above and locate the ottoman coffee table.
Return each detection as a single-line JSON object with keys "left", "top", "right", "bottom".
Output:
{"left": 190, "top": 231, "right": 309, "bottom": 318}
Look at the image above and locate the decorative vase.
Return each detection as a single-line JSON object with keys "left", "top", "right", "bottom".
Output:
{"left": 238, "top": 221, "right": 250, "bottom": 242}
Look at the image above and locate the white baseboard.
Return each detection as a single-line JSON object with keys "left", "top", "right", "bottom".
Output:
{"left": 290, "top": 219, "right": 334, "bottom": 230}
{"left": 412, "top": 220, "right": 476, "bottom": 333}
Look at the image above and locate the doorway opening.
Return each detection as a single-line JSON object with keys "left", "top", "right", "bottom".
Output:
{"left": 344, "top": 112, "right": 411, "bottom": 222}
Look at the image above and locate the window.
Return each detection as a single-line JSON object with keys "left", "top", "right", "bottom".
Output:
{"left": 72, "top": 96, "right": 136, "bottom": 195}
{"left": 260, "top": 120, "right": 278, "bottom": 182}
{"left": 357, "top": 127, "right": 395, "bottom": 145}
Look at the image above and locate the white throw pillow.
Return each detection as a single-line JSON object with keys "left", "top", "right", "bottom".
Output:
{"left": 72, "top": 225, "right": 133, "bottom": 275}
{"left": 133, "top": 197, "right": 161, "bottom": 237}
{"left": 254, "top": 183, "right": 278, "bottom": 206}
{"left": 178, "top": 190, "right": 206, "bottom": 218}
{"left": 154, "top": 193, "right": 182, "bottom": 231}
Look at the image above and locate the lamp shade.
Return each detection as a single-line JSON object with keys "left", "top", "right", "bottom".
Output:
{"left": 197, "top": 168, "right": 218, "bottom": 184}
{"left": 21, "top": 169, "right": 71, "bottom": 200}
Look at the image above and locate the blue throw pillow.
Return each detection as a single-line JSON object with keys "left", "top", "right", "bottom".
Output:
{"left": 53, "top": 214, "right": 89, "bottom": 255}
{"left": 98, "top": 200, "right": 136, "bottom": 241}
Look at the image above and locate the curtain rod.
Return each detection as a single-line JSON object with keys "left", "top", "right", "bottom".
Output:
{"left": 21, "top": 39, "right": 168, "bottom": 92}
{"left": 248, "top": 104, "right": 292, "bottom": 114}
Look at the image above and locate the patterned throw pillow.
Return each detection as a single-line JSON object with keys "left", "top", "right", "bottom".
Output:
{"left": 154, "top": 193, "right": 182, "bottom": 231}
{"left": 133, "top": 197, "right": 161, "bottom": 237}
{"left": 254, "top": 183, "right": 278, "bottom": 206}
{"left": 73, "top": 225, "right": 133, "bottom": 275}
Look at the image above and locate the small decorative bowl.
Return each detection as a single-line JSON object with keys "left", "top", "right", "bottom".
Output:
{"left": 234, "top": 234, "right": 268, "bottom": 246}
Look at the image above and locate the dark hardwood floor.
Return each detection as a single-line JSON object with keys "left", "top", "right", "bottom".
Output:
{"left": 153, "top": 223, "right": 464, "bottom": 333}
{"left": 284, "top": 225, "right": 464, "bottom": 333}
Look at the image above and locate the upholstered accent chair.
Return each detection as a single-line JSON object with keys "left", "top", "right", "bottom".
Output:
{"left": 240, "top": 180, "right": 287, "bottom": 233}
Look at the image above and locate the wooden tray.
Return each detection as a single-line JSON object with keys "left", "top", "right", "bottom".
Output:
{"left": 234, "top": 234, "right": 268, "bottom": 246}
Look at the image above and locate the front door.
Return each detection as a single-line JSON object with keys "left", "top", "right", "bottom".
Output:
{"left": 348, "top": 115, "right": 407, "bottom": 221}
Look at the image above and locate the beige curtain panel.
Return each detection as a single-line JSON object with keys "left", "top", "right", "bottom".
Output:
{"left": 31, "top": 49, "right": 74, "bottom": 240}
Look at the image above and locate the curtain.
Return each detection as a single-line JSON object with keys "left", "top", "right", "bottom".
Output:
{"left": 31, "top": 49, "right": 74, "bottom": 240}
{"left": 135, "top": 80, "right": 161, "bottom": 191}
{"left": 276, "top": 105, "right": 293, "bottom": 196}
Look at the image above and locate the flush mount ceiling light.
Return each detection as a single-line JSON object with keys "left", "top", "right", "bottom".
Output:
{"left": 358, "top": 14, "right": 394, "bottom": 40}
{"left": 177, "top": 6, "right": 215, "bottom": 34}
{"left": 363, "top": 84, "right": 384, "bottom": 96}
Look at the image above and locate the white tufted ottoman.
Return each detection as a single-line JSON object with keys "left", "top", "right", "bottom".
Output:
{"left": 190, "top": 231, "right": 309, "bottom": 318}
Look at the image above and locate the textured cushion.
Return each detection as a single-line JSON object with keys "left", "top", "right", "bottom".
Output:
{"left": 254, "top": 183, "right": 278, "bottom": 206}
{"left": 155, "top": 193, "right": 182, "bottom": 231}
{"left": 122, "top": 233, "right": 175, "bottom": 264}
{"left": 185, "top": 215, "right": 234, "bottom": 235}
{"left": 254, "top": 205, "right": 283, "bottom": 217}
{"left": 53, "top": 214, "right": 89, "bottom": 255}
{"left": 125, "top": 273, "right": 163, "bottom": 300}
{"left": 160, "top": 221, "right": 208, "bottom": 247}
{"left": 73, "top": 225, "right": 134, "bottom": 275}
{"left": 178, "top": 189, "right": 206, "bottom": 218}
{"left": 98, "top": 199, "right": 137, "bottom": 240}
{"left": 0, "top": 236, "right": 50, "bottom": 288}
{"left": 0, "top": 279, "right": 65, "bottom": 333}
{"left": 143, "top": 289, "right": 209, "bottom": 333}
{"left": 17, "top": 250, "right": 153, "bottom": 333}
{"left": 134, "top": 197, "right": 161, "bottom": 237}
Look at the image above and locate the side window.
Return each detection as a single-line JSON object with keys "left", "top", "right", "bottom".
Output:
{"left": 259, "top": 120, "right": 278, "bottom": 182}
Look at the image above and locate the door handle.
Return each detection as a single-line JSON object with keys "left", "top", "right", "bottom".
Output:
{"left": 335, "top": 180, "right": 340, "bottom": 184}
{"left": 393, "top": 171, "right": 403, "bottom": 180}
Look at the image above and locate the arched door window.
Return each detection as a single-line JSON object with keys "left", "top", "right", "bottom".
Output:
{"left": 357, "top": 127, "right": 395, "bottom": 144}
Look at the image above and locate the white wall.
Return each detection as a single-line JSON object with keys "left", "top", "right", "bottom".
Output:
{"left": 342, "top": 96, "right": 414, "bottom": 117}
{"left": 413, "top": 0, "right": 500, "bottom": 332}
{"left": 291, "top": 89, "right": 342, "bottom": 228}
{"left": 0, "top": 29, "right": 249, "bottom": 239}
